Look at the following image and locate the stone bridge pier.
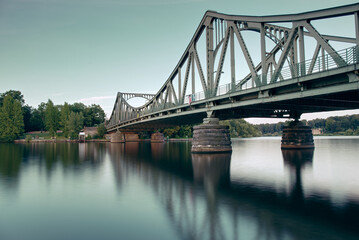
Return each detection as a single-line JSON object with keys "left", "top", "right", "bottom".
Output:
{"left": 110, "top": 131, "right": 125, "bottom": 143}
{"left": 281, "top": 114, "right": 314, "bottom": 149}
{"left": 110, "top": 131, "right": 165, "bottom": 143}
{"left": 110, "top": 131, "right": 140, "bottom": 142}
{"left": 192, "top": 112, "right": 232, "bottom": 153}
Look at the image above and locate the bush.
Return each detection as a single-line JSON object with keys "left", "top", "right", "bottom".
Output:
{"left": 25, "top": 135, "right": 32, "bottom": 142}
{"left": 97, "top": 124, "right": 106, "bottom": 139}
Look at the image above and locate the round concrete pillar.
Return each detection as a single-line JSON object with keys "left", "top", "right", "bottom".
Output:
{"left": 111, "top": 132, "right": 125, "bottom": 143}
{"left": 124, "top": 133, "right": 140, "bottom": 142}
{"left": 192, "top": 118, "right": 232, "bottom": 153}
{"left": 281, "top": 121, "right": 314, "bottom": 149}
{"left": 151, "top": 132, "right": 165, "bottom": 143}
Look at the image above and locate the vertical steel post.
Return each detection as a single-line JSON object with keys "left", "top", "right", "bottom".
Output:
{"left": 293, "top": 38, "right": 298, "bottom": 76}
{"left": 355, "top": 12, "right": 359, "bottom": 63}
{"left": 192, "top": 52, "right": 195, "bottom": 95}
{"left": 321, "top": 46, "right": 325, "bottom": 70}
{"left": 206, "top": 19, "right": 214, "bottom": 97}
{"left": 178, "top": 67, "right": 182, "bottom": 103}
{"left": 230, "top": 27, "right": 235, "bottom": 91}
{"left": 169, "top": 84, "right": 172, "bottom": 104}
{"left": 298, "top": 26, "right": 305, "bottom": 76}
{"left": 355, "top": 12, "right": 359, "bottom": 46}
{"left": 260, "top": 23, "right": 267, "bottom": 85}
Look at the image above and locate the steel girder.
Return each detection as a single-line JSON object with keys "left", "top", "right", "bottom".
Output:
{"left": 107, "top": 3, "right": 359, "bottom": 131}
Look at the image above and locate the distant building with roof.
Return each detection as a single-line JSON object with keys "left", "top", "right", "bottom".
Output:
{"left": 312, "top": 128, "right": 323, "bottom": 135}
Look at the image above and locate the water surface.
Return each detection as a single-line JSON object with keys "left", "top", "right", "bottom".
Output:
{"left": 0, "top": 137, "right": 358, "bottom": 239}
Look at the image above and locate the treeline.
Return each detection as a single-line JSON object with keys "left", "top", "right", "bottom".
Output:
{"left": 162, "top": 115, "right": 359, "bottom": 139}
{"left": 0, "top": 90, "right": 106, "bottom": 142}
{"left": 256, "top": 114, "right": 359, "bottom": 136}
{"left": 161, "top": 119, "right": 262, "bottom": 139}
{"left": 220, "top": 119, "right": 262, "bottom": 138}
{"left": 162, "top": 125, "right": 193, "bottom": 138}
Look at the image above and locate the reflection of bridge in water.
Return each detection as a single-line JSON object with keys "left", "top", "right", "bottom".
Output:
{"left": 106, "top": 3, "right": 359, "bottom": 151}
{"left": 108, "top": 142, "right": 359, "bottom": 239}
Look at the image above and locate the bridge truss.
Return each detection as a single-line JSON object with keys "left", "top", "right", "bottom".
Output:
{"left": 107, "top": 3, "right": 359, "bottom": 132}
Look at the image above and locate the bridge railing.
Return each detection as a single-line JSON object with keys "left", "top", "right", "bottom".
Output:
{"left": 162, "top": 46, "right": 359, "bottom": 109}
{"left": 240, "top": 46, "right": 358, "bottom": 90}
{"left": 180, "top": 46, "right": 359, "bottom": 102}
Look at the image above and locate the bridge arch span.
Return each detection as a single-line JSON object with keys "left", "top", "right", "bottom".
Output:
{"left": 107, "top": 3, "right": 359, "bottom": 133}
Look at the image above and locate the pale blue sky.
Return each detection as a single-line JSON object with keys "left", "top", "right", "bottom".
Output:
{"left": 0, "top": 0, "right": 358, "bottom": 122}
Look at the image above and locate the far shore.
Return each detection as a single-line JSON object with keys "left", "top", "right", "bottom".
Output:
{"left": 14, "top": 139, "right": 110, "bottom": 143}
{"left": 14, "top": 138, "right": 193, "bottom": 143}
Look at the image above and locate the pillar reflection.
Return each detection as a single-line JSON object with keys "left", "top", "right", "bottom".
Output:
{"left": 191, "top": 153, "right": 231, "bottom": 189}
{"left": 191, "top": 153, "right": 231, "bottom": 239}
{"left": 282, "top": 149, "right": 314, "bottom": 205}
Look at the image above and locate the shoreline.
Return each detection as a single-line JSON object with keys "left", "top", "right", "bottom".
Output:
{"left": 14, "top": 139, "right": 110, "bottom": 143}
{"left": 14, "top": 138, "right": 193, "bottom": 143}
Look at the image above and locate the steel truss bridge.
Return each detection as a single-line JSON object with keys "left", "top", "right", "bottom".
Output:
{"left": 107, "top": 3, "right": 359, "bottom": 132}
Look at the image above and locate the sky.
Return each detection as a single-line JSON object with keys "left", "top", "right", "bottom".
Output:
{"left": 0, "top": 0, "right": 358, "bottom": 124}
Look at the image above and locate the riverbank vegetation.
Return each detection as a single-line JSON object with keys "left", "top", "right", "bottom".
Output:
{"left": 160, "top": 119, "right": 262, "bottom": 139}
{"left": 0, "top": 90, "right": 106, "bottom": 142}
{"left": 162, "top": 115, "right": 359, "bottom": 139}
{"left": 256, "top": 115, "right": 359, "bottom": 136}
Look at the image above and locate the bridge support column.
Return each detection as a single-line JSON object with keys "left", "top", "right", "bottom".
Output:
{"left": 151, "top": 132, "right": 165, "bottom": 143}
{"left": 111, "top": 131, "right": 125, "bottom": 143}
{"left": 192, "top": 118, "right": 232, "bottom": 153}
{"left": 124, "top": 133, "right": 140, "bottom": 142}
{"left": 281, "top": 120, "right": 314, "bottom": 149}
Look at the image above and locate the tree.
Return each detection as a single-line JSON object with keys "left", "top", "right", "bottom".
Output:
{"left": 22, "top": 105, "right": 33, "bottom": 132}
{"left": 221, "top": 119, "right": 261, "bottom": 138}
{"left": 68, "top": 111, "right": 84, "bottom": 139}
{"left": 0, "top": 90, "right": 24, "bottom": 107}
{"left": 45, "top": 100, "right": 59, "bottom": 137}
{"left": 84, "top": 104, "right": 105, "bottom": 127}
{"left": 97, "top": 124, "right": 107, "bottom": 138}
{"left": 325, "top": 118, "right": 337, "bottom": 133}
{"left": 0, "top": 95, "right": 24, "bottom": 142}
{"left": 37, "top": 102, "right": 46, "bottom": 132}
{"left": 70, "top": 102, "right": 86, "bottom": 114}
{"left": 60, "top": 102, "right": 71, "bottom": 137}
{"left": 28, "top": 108, "right": 43, "bottom": 131}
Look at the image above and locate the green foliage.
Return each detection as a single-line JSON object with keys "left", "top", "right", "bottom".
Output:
{"left": 60, "top": 102, "right": 71, "bottom": 137}
{"left": 97, "top": 124, "right": 107, "bottom": 139}
{"left": 25, "top": 135, "right": 32, "bottom": 142}
{"left": 220, "top": 119, "right": 262, "bottom": 138}
{"left": 45, "top": 100, "right": 59, "bottom": 137}
{"left": 70, "top": 102, "right": 86, "bottom": 114}
{"left": 22, "top": 105, "right": 33, "bottom": 132}
{"left": 0, "top": 95, "right": 24, "bottom": 142}
{"left": 256, "top": 115, "right": 359, "bottom": 136}
{"left": 163, "top": 126, "right": 181, "bottom": 138}
{"left": 256, "top": 122, "right": 286, "bottom": 136}
{"left": 28, "top": 108, "right": 44, "bottom": 131}
{"left": 84, "top": 104, "right": 106, "bottom": 127}
{"left": 0, "top": 89, "right": 106, "bottom": 133}
{"left": 0, "top": 90, "right": 24, "bottom": 107}
{"left": 162, "top": 125, "right": 193, "bottom": 138}
{"left": 68, "top": 111, "right": 84, "bottom": 139}
{"left": 178, "top": 125, "right": 192, "bottom": 138}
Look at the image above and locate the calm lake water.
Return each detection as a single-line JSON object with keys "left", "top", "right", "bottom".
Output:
{"left": 0, "top": 137, "right": 359, "bottom": 240}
